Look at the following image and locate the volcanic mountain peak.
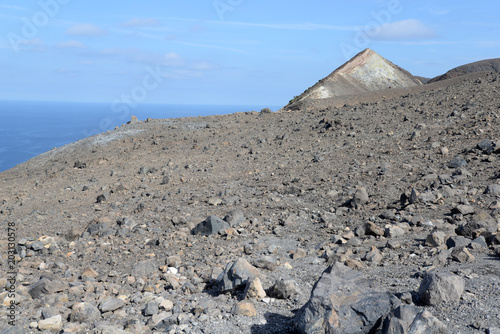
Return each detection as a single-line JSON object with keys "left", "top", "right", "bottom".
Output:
{"left": 284, "top": 48, "right": 421, "bottom": 108}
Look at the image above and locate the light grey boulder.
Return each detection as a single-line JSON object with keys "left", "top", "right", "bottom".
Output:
{"left": 418, "top": 270, "right": 464, "bottom": 306}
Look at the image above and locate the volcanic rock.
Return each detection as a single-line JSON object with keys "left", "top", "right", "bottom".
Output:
{"left": 295, "top": 262, "right": 400, "bottom": 333}
{"left": 192, "top": 215, "right": 230, "bottom": 236}
{"left": 418, "top": 270, "right": 465, "bottom": 306}
{"left": 382, "top": 305, "right": 447, "bottom": 334}
{"left": 216, "top": 258, "right": 261, "bottom": 292}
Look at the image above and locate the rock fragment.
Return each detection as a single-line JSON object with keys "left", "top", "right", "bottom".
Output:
{"left": 295, "top": 262, "right": 400, "bottom": 334}
{"left": 28, "top": 277, "right": 68, "bottom": 299}
{"left": 232, "top": 301, "right": 257, "bottom": 317}
{"left": 38, "top": 315, "right": 63, "bottom": 332}
{"left": 351, "top": 187, "right": 369, "bottom": 209}
{"left": 382, "top": 305, "right": 447, "bottom": 334}
{"left": 451, "top": 246, "right": 475, "bottom": 263}
{"left": 192, "top": 215, "right": 230, "bottom": 236}
{"left": 365, "top": 221, "right": 385, "bottom": 236}
{"left": 243, "top": 277, "right": 266, "bottom": 299}
{"left": 426, "top": 230, "right": 447, "bottom": 247}
{"left": 132, "top": 259, "right": 158, "bottom": 278}
{"left": 477, "top": 139, "right": 496, "bottom": 154}
{"left": 100, "top": 298, "right": 125, "bottom": 313}
{"left": 70, "top": 302, "right": 101, "bottom": 323}
{"left": 448, "top": 155, "right": 467, "bottom": 168}
{"left": 269, "top": 278, "right": 300, "bottom": 299}
{"left": 224, "top": 209, "right": 246, "bottom": 226}
{"left": 418, "top": 270, "right": 464, "bottom": 305}
{"left": 216, "top": 258, "right": 261, "bottom": 292}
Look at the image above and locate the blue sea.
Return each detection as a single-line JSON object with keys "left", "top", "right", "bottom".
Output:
{"left": 0, "top": 100, "right": 281, "bottom": 172}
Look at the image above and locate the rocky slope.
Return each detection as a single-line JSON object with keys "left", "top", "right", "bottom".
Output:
{"left": 283, "top": 48, "right": 422, "bottom": 111}
{"left": 0, "top": 71, "right": 499, "bottom": 333}
{"left": 429, "top": 57, "right": 500, "bottom": 83}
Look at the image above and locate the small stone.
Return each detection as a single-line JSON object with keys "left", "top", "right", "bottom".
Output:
{"left": 269, "top": 278, "right": 300, "bottom": 299}
{"left": 244, "top": 277, "right": 266, "bottom": 299}
{"left": 365, "top": 222, "right": 385, "bottom": 237}
{"left": 232, "top": 300, "right": 257, "bottom": 317}
{"left": 160, "top": 176, "right": 170, "bottom": 185}
{"left": 449, "top": 155, "right": 467, "bottom": 168}
{"left": 352, "top": 187, "right": 369, "bottom": 209}
{"left": 132, "top": 259, "right": 158, "bottom": 278}
{"left": 192, "top": 215, "right": 230, "bottom": 236}
{"left": 426, "top": 230, "right": 447, "bottom": 247}
{"left": 159, "top": 299, "right": 174, "bottom": 311}
{"left": 446, "top": 236, "right": 471, "bottom": 249}
{"left": 100, "top": 298, "right": 125, "bottom": 313}
{"left": 451, "top": 246, "right": 476, "bottom": 263}
{"left": 344, "top": 259, "right": 364, "bottom": 270}
{"left": 364, "top": 246, "right": 383, "bottom": 264}
{"left": 38, "top": 315, "right": 63, "bottom": 332}
{"left": 452, "top": 204, "right": 475, "bottom": 215}
{"left": 70, "top": 302, "right": 101, "bottom": 323}
{"left": 485, "top": 184, "right": 500, "bottom": 196}
{"left": 385, "top": 225, "right": 405, "bottom": 238}
{"left": 28, "top": 277, "right": 68, "bottom": 299}
{"left": 144, "top": 301, "right": 159, "bottom": 316}
{"left": 96, "top": 194, "right": 107, "bottom": 203}
{"left": 409, "top": 188, "right": 418, "bottom": 204}
{"left": 292, "top": 248, "right": 307, "bottom": 260}
{"left": 81, "top": 267, "right": 99, "bottom": 279}
{"left": 224, "top": 209, "right": 246, "bottom": 226}
{"left": 470, "top": 236, "right": 488, "bottom": 250}
{"left": 166, "top": 256, "right": 182, "bottom": 268}
{"left": 207, "top": 197, "right": 222, "bottom": 206}
{"left": 477, "top": 139, "right": 496, "bottom": 153}
{"left": 216, "top": 258, "right": 261, "bottom": 292}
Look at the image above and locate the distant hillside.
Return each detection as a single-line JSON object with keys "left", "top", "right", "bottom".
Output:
{"left": 283, "top": 48, "right": 421, "bottom": 110}
{"left": 429, "top": 57, "right": 500, "bottom": 83}
{"left": 415, "top": 76, "right": 431, "bottom": 84}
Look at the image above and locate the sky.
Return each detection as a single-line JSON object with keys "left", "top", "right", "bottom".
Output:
{"left": 1, "top": 0, "right": 499, "bottom": 106}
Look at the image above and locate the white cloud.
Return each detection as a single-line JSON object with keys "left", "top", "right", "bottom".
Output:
{"left": 14, "top": 38, "right": 46, "bottom": 51}
{"left": 0, "top": 4, "right": 27, "bottom": 10}
{"left": 191, "top": 61, "right": 218, "bottom": 71}
{"left": 164, "top": 17, "right": 357, "bottom": 31}
{"left": 67, "top": 24, "right": 106, "bottom": 36}
{"left": 99, "top": 48, "right": 185, "bottom": 67}
{"left": 122, "top": 18, "right": 159, "bottom": 28}
{"left": 373, "top": 19, "right": 437, "bottom": 40}
{"left": 163, "top": 69, "right": 202, "bottom": 80}
{"left": 56, "top": 40, "right": 85, "bottom": 49}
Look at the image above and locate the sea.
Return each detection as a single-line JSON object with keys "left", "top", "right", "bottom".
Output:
{"left": 0, "top": 100, "right": 281, "bottom": 172}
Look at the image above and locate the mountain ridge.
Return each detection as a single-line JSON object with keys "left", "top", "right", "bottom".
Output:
{"left": 429, "top": 57, "right": 500, "bottom": 83}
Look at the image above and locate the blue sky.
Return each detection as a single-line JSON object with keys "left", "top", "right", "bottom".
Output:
{"left": 1, "top": 0, "right": 499, "bottom": 106}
